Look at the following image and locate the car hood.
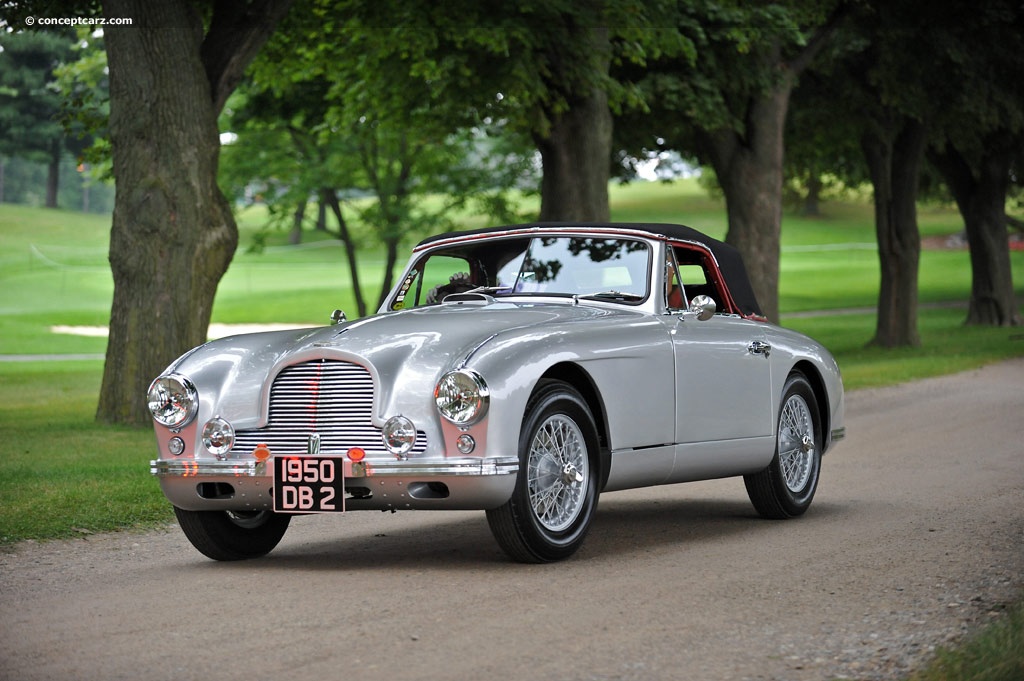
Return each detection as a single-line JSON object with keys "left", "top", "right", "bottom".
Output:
{"left": 169, "top": 300, "right": 635, "bottom": 427}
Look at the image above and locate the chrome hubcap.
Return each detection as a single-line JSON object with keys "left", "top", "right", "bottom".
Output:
{"left": 779, "top": 394, "right": 815, "bottom": 493}
{"left": 528, "top": 414, "right": 588, "bottom": 532}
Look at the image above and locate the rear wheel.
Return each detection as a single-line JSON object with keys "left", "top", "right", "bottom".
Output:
{"left": 173, "top": 507, "right": 291, "bottom": 561}
{"left": 487, "top": 382, "right": 600, "bottom": 563}
{"left": 744, "top": 372, "right": 822, "bottom": 519}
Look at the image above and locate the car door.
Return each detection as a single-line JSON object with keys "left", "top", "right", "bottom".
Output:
{"left": 661, "top": 243, "right": 776, "bottom": 482}
{"left": 668, "top": 313, "right": 774, "bottom": 444}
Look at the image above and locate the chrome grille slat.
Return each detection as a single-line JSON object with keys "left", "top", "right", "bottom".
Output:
{"left": 233, "top": 359, "right": 427, "bottom": 457}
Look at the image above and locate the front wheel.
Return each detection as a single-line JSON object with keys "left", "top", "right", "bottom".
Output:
{"left": 744, "top": 372, "right": 822, "bottom": 519}
{"left": 173, "top": 507, "right": 291, "bottom": 561}
{"left": 487, "top": 382, "right": 600, "bottom": 563}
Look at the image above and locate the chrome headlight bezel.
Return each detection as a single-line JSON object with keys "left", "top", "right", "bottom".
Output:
{"left": 434, "top": 369, "right": 489, "bottom": 426}
{"left": 147, "top": 373, "right": 199, "bottom": 429}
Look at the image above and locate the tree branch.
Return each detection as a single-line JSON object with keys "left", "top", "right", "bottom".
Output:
{"left": 201, "top": 0, "right": 295, "bottom": 115}
{"left": 787, "top": 3, "right": 853, "bottom": 77}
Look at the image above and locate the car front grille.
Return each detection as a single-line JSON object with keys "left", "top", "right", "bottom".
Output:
{"left": 233, "top": 359, "right": 427, "bottom": 458}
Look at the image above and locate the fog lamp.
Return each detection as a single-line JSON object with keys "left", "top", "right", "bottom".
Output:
{"left": 382, "top": 416, "right": 416, "bottom": 457}
{"left": 202, "top": 416, "right": 234, "bottom": 458}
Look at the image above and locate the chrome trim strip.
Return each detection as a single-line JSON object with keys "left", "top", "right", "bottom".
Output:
{"left": 412, "top": 225, "right": 668, "bottom": 252}
{"left": 150, "top": 459, "right": 265, "bottom": 477}
{"left": 361, "top": 456, "right": 519, "bottom": 477}
{"left": 151, "top": 456, "right": 519, "bottom": 478}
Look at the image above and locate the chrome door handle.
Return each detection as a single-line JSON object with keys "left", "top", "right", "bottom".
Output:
{"left": 748, "top": 340, "right": 771, "bottom": 357}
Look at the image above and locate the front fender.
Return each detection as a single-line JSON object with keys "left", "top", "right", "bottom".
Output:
{"left": 465, "top": 314, "right": 676, "bottom": 456}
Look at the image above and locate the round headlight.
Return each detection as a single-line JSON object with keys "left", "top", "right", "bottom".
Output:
{"left": 434, "top": 370, "right": 489, "bottom": 425}
{"left": 202, "top": 417, "right": 235, "bottom": 457}
{"left": 147, "top": 374, "right": 198, "bottom": 428}
{"left": 382, "top": 415, "right": 417, "bottom": 456}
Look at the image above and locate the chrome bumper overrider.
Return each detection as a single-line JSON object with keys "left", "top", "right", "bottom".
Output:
{"left": 150, "top": 456, "right": 519, "bottom": 479}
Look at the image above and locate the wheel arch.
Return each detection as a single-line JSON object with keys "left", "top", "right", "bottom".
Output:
{"left": 791, "top": 359, "right": 830, "bottom": 450}
{"left": 538, "top": 361, "right": 612, "bottom": 490}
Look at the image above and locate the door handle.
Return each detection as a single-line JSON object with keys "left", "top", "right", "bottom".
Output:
{"left": 748, "top": 340, "right": 771, "bottom": 357}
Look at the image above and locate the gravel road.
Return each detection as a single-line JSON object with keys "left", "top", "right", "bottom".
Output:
{"left": 2, "top": 358, "right": 1022, "bottom": 681}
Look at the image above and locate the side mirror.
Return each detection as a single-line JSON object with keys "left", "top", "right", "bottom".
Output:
{"left": 330, "top": 309, "right": 347, "bottom": 325}
{"left": 688, "top": 295, "right": 716, "bottom": 321}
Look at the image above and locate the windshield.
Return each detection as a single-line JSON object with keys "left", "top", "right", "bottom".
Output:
{"left": 390, "top": 236, "right": 651, "bottom": 310}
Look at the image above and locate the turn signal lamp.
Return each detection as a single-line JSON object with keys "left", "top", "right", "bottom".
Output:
{"left": 253, "top": 443, "right": 271, "bottom": 461}
{"left": 347, "top": 447, "right": 366, "bottom": 462}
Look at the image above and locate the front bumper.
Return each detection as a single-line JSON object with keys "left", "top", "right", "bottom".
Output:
{"left": 151, "top": 456, "right": 519, "bottom": 512}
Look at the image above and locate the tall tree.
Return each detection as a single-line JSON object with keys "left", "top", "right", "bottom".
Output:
{"left": 836, "top": 2, "right": 935, "bottom": 348}
{"left": 219, "top": 77, "right": 372, "bottom": 315}
{"left": 97, "top": 0, "right": 293, "bottom": 425}
{"left": 926, "top": 0, "right": 1023, "bottom": 327}
{"left": 860, "top": 115, "right": 927, "bottom": 347}
{"left": 246, "top": 12, "right": 538, "bottom": 313}
{"left": 246, "top": 0, "right": 683, "bottom": 307}
{"left": 0, "top": 28, "right": 75, "bottom": 207}
{"left": 317, "top": 0, "right": 687, "bottom": 225}
{"left": 617, "top": 1, "right": 847, "bottom": 323}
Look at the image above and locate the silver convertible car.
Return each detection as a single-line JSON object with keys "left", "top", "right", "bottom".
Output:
{"left": 148, "top": 223, "right": 845, "bottom": 562}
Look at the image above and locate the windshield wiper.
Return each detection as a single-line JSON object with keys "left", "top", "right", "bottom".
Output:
{"left": 577, "top": 290, "right": 645, "bottom": 302}
{"left": 465, "top": 285, "right": 512, "bottom": 295}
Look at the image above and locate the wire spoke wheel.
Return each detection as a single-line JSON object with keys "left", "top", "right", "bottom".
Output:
{"left": 744, "top": 372, "right": 822, "bottom": 519}
{"left": 487, "top": 381, "right": 599, "bottom": 563}
{"left": 527, "top": 414, "right": 589, "bottom": 532}
{"left": 778, "top": 394, "right": 815, "bottom": 493}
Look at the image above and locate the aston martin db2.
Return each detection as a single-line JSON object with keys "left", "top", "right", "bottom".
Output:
{"left": 148, "top": 223, "right": 845, "bottom": 562}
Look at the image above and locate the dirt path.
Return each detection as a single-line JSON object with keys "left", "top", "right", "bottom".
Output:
{"left": 2, "top": 359, "right": 1022, "bottom": 681}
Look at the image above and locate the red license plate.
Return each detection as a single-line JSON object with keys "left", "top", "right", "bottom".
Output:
{"left": 273, "top": 456, "right": 345, "bottom": 513}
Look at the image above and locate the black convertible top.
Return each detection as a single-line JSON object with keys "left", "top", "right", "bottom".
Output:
{"left": 416, "top": 222, "right": 764, "bottom": 318}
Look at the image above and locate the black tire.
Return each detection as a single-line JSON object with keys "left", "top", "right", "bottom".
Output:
{"left": 173, "top": 507, "right": 291, "bottom": 561}
{"left": 486, "top": 381, "right": 600, "bottom": 563}
{"left": 744, "top": 372, "right": 822, "bottom": 519}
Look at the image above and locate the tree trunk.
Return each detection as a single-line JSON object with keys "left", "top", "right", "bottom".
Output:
{"left": 98, "top": 0, "right": 291, "bottom": 426}
{"left": 321, "top": 189, "right": 367, "bottom": 318}
{"left": 98, "top": 2, "right": 235, "bottom": 425}
{"left": 377, "top": 237, "right": 402, "bottom": 311}
{"left": 289, "top": 200, "right": 305, "bottom": 245}
{"left": 700, "top": 88, "right": 791, "bottom": 324}
{"left": 535, "top": 27, "right": 613, "bottom": 223}
{"left": 802, "top": 175, "right": 822, "bottom": 217}
{"left": 930, "top": 137, "right": 1020, "bottom": 327}
{"left": 861, "top": 117, "right": 926, "bottom": 348}
{"left": 535, "top": 88, "right": 613, "bottom": 222}
{"left": 316, "top": 199, "right": 327, "bottom": 231}
{"left": 45, "top": 138, "right": 60, "bottom": 208}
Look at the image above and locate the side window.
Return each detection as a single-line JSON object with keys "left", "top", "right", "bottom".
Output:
{"left": 677, "top": 264, "right": 708, "bottom": 288}
{"left": 672, "top": 245, "right": 727, "bottom": 313}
